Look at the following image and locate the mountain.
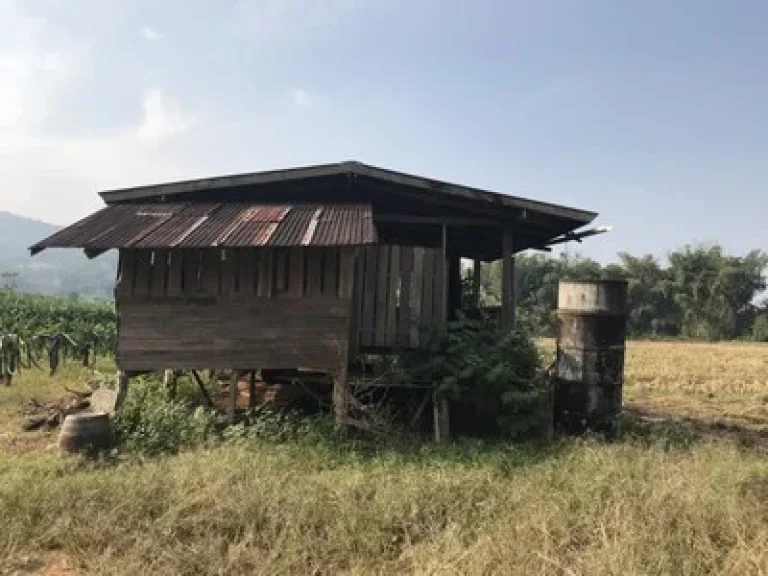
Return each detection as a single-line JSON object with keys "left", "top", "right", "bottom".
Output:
{"left": 0, "top": 211, "right": 116, "bottom": 299}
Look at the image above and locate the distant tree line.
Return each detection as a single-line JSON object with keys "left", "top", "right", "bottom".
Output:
{"left": 471, "top": 245, "right": 768, "bottom": 341}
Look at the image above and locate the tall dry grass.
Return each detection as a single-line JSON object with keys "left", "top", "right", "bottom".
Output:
{"left": 0, "top": 439, "right": 766, "bottom": 575}
{"left": 0, "top": 342, "right": 767, "bottom": 574}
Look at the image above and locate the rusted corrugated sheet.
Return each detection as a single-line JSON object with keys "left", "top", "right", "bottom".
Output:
{"left": 312, "top": 204, "right": 374, "bottom": 246}
{"left": 268, "top": 205, "right": 316, "bottom": 246}
{"left": 30, "top": 202, "right": 376, "bottom": 253}
{"left": 221, "top": 206, "right": 292, "bottom": 247}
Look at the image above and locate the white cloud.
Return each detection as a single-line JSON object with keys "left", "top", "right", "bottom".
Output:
{"left": 0, "top": 9, "right": 81, "bottom": 131}
{"left": 141, "top": 25, "right": 163, "bottom": 42}
{"left": 0, "top": 5, "right": 200, "bottom": 224}
{"left": 136, "top": 88, "right": 196, "bottom": 141}
{"left": 291, "top": 88, "right": 314, "bottom": 109}
{"left": 0, "top": 88, "right": 203, "bottom": 224}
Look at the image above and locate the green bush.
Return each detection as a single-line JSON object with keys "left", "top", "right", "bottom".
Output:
{"left": 401, "top": 313, "right": 551, "bottom": 439}
{"left": 223, "top": 405, "right": 336, "bottom": 445}
{"left": 113, "top": 377, "right": 217, "bottom": 456}
{"left": 751, "top": 314, "right": 768, "bottom": 342}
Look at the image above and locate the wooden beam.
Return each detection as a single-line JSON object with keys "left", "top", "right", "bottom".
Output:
{"left": 116, "top": 370, "right": 130, "bottom": 409}
{"left": 440, "top": 224, "right": 448, "bottom": 326}
{"left": 374, "top": 246, "right": 390, "bottom": 347}
{"left": 410, "top": 389, "right": 432, "bottom": 427}
{"left": 228, "top": 370, "right": 239, "bottom": 423}
{"left": 448, "top": 251, "right": 461, "bottom": 320}
{"left": 117, "top": 250, "right": 136, "bottom": 299}
{"left": 501, "top": 228, "right": 516, "bottom": 331}
{"left": 364, "top": 179, "right": 522, "bottom": 220}
{"left": 386, "top": 246, "right": 400, "bottom": 346}
{"left": 190, "top": 370, "right": 214, "bottom": 408}
{"left": 472, "top": 259, "right": 482, "bottom": 308}
{"left": 397, "top": 247, "right": 413, "bottom": 347}
{"left": 375, "top": 215, "right": 500, "bottom": 226}
{"left": 410, "top": 248, "right": 424, "bottom": 347}
{"left": 433, "top": 390, "right": 450, "bottom": 443}
{"left": 163, "top": 369, "right": 178, "bottom": 400}
{"left": 248, "top": 370, "right": 257, "bottom": 409}
{"left": 333, "top": 359, "right": 349, "bottom": 428}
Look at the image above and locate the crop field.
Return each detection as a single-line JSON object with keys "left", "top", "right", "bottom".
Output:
{"left": 0, "top": 341, "right": 767, "bottom": 575}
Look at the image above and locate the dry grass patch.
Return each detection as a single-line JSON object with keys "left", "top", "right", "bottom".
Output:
{"left": 539, "top": 339, "right": 768, "bottom": 437}
{"left": 622, "top": 342, "right": 768, "bottom": 434}
{"left": 0, "top": 440, "right": 766, "bottom": 575}
{"left": 0, "top": 343, "right": 767, "bottom": 574}
{"left": 0, "top": 358, "right": 115, "bottom": 455}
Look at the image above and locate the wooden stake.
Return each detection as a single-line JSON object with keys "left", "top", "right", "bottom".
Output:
{"left": 228, "top": 370, "right": 239, "bottom": 423}
{"left": 410, "top": 389, "right": 433, "bottom": 428}
{"left": 116, "top": 370, "right": 130, "bottom": 409}
{"left": 333, "top": 359, "right": 349, "bottom": 428}
{"left": 433, "top": 389, "right": 450, "bottom": 443}
{"left": 248, "top": 370, "right": 257, "bottom": 409}
{"left": 190, "top": 370, "right": 214, "bottom": 408}
{"left": 164, "top": 369, "right": 178, "bottom": 400}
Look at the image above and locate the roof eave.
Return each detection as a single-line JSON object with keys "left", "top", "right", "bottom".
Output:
{"left": 99, "top": 161, "right": 354, "bottom": 205}
{"left": 98, "top": 161, "right": 597, "bottom": 225}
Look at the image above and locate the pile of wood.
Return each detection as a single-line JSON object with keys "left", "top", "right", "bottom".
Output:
{"left": 21, "top": 388, "right": 92, "bottom": 432}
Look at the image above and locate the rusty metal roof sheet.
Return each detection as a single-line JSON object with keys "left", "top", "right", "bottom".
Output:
{"left": 30, "top": 203, "right": 376, "bottom": 254}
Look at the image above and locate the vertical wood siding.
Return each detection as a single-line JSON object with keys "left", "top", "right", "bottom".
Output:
{"left": 356, "top": 244, "right": 446, "bottom": 350}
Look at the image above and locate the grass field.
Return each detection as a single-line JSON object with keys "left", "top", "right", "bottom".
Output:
{"left": 1, "top": 342, "right": 767, "bottom": 575}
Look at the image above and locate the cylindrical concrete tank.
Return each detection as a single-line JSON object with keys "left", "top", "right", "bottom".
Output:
{"left": 554, "top": 279, "right": 628, "bottom": 436}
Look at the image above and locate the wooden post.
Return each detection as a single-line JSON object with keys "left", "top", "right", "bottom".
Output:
{"left": 502, "top": 228, "right": 516, "bottom": 331}
{"left": 440, "top": 224, "right": 448, "bottom": 327}
{"left": 116, "top": 370, "right": 130, "bottom": 409}
{"left": 433, "top": 390, "right": 450, "bottom": 443}
{"left": 434, "top": 224, "right": 451, "bottom": 442}
{"left": 164, "top": 369, "right": 178, "bottom": 400}
{"left": 228, "top": 370, "right": 239, "bottom": 423}
{"left": 448, "top": 251, "right": 461, "bottom": 320}
{"left": 190, "top": 370, "right": 214, "bottom": 408}
{"left": 472, "top": 259, "right": 482, "bottom": 309}
{"left": 333, "top": 359, "right": 349, "bottom": 428}
{"left": 248, "top": 370, "right": 257, "bottom": 409}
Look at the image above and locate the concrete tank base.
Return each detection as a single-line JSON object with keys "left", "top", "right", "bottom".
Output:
{"left": 553, "top": 279, "right": 628, "bottom": 438}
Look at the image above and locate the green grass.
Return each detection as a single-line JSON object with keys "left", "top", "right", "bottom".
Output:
{"left": 0, "top": 343, "right": 767, "bottom": 574}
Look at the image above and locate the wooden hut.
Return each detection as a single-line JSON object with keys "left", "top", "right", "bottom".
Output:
{"left": 31, "top": 161, "right": 599, "bottom": 438}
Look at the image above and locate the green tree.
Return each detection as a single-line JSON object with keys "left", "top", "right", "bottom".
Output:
{"left": 616, "top": 253, "right": 678, "bottom": 337}
{"left": 665, "top": 246, "right": 768, "bottom": 340}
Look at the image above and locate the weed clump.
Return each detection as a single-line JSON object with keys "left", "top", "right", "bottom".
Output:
{"left": 401, "top": 313, "right": 552, "bottom": 439}
{"left": 112, "top": 377, "right": 216, "bottom": 456}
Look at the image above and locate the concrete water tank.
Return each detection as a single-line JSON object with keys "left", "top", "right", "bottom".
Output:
{"left": 554, "top": 279, "right": 629, "bottom": 436}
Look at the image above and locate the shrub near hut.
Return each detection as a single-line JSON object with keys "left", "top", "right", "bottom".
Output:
{"left": 402, "top": 314, "right": 551, "bottom": 439}
{"left": 113, "top": 377, "right": 217, "bottom": 456}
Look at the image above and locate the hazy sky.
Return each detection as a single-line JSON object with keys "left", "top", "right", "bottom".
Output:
{"left": 1, "top": 0, "right": 766, "bottom": 263}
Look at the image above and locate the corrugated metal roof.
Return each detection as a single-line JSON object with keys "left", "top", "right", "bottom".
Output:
{"left": 97, "top": 161, "right": 598, "bottom": 225}
{"left": 30, "top": 203, "right": 376, "bottom": 254}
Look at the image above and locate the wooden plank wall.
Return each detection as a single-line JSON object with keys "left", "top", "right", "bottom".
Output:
{"left": 357, "top": 245, "right": 445, "bottom": 350}
{"left": 116, "top": 247, "right": 353, "bottom": 301}
{"left": 116, "top": 247, "right": 357, "bottom": 372}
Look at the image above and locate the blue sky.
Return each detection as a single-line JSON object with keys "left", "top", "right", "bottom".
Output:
{"left": 1, "top": 0, "right": 766, "bottom": 263}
